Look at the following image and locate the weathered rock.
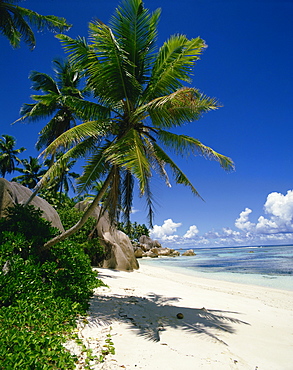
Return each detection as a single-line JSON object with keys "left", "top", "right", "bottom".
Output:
{"left": 138, "top": 235, "right": 162, "bottom": 251}
{"left": 182, "top": 249, "right": 196, "bottom": 256}
{"left": 0, "top": 178, "right": 64, "bottom": 232}
{"left": 75, "top": 201, "right": 139, "bottom": 271}
{"left": 142, "top": 247, "right": 180, "bottom": 258}
{"left": 133, "top": 247, "right": 144, "bottom": 258}
{"left": 145, "top": 250, "right": 159, "bottom": 258}
{"left": 157, "top": 248, "right": 180, "bottom": 257}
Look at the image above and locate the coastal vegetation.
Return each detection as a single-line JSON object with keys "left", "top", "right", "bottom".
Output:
{"left": 1, "top": 0, "right": 234, "bottom": 367}
{"left": 0, "top": 204, "right": 103, "bottom": 368}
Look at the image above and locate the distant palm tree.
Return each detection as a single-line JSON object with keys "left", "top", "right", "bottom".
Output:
{"left": 0, "top": 134, "right": 26, "bottom": 178}
{"left": 16, "top": 58, "right": 87, "bottom": 156}
{"left": 12, "top": 156, "right": 45, "bottom": 188}
{"left": 43, "top": 153, "right": 79, "bottom": 195}
{"left": 0, "top": 0, "right": 71, "bottom": 49}
{"left": 41, "top": 0, "right": 234, "bottom": 249}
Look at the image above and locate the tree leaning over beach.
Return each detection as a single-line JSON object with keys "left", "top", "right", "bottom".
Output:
{"left": 37, "top": 0, "right": 234, "bottom": 249}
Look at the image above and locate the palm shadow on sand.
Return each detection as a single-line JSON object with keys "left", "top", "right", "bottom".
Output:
{"left": 87, "top": 291, "right": 249, "bottom": 344}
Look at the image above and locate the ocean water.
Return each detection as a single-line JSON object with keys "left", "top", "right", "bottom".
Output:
{"left": 139, "top": 244, "right": 293, "bottom": 291}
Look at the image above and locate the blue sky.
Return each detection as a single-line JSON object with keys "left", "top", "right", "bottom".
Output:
{"left": 1, "top": 0, "right": 293, "bottom": 247}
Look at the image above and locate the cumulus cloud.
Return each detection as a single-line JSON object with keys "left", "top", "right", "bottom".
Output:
{"left": 148, "top": 190, "right": 293, "bottom": 247}
{"left": 183, "top": 225, "right": 199, "bottom": 238}
{"left": 150, "top": 219, "right": 182, "bottom": 240}
{"left": 235, "top": 208, "right": 255, "bottom": 231}
{"left": 235, "top": 190, "right": 293, "bottom": 235}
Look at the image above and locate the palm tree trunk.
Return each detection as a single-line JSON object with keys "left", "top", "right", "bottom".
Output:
{"left": 24, "top": 180, "right": 43, "bottom": 206}
{"left": 42, "top": 169, "right": 114, "bottom": 249}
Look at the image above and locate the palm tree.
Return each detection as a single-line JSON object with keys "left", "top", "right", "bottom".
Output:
{"left": 43, "top": 153, "right": 79, "bottom": 195}
{"left": 0, "top": 134, "right": 26, "bottom": 178}
{"left": 38, "top": 0, "right": 234, "bottom": 249}
{"left": 0, "top": 0, "right": 71, "bottom": 49}
{"left": 12, "top": 156, "right": 45, "bottom": 188}
{"left": 16, "top": 57, "right": 87, "bottom": 154}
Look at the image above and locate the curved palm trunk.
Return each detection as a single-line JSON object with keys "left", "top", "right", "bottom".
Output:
{"left": 24, "top": 180, "right": 43, "bottom": 206}
{"left": 42, "top": 169, "right": 114, "bottom": 250}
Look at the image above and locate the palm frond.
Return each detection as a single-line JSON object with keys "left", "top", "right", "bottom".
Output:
{"left": 86, "top": 20, "right": 141, "bottom": 106}
{"left": 40, "top": 120, "right": 111, "bottom": 158}
{"left": 110, "top": 0, "right": 161, "bottom": 86}
{"left": 0, "top": 4, "right": 28, "bottom": 48}
{"left": 29, "top": 71, "right": 59, "bottom": 93}
{"left": 121, "top": 169, "right": 134, "bottom": 224}
{"left": 36, "top": 110, "right": 73, "bottom": 150}
{"left": 61, "top": 96, "right": 111, "bottom": 121}
{"left": 139, "top": 87, "right": 219, "bottom": 128}
{"left": 16, "top": 6, "right": 71, "bottom": 33}
{"left": 102, "top": 165, "right": 121, "bottom": 223}
{"left": 16, "top": 100, "right": 58, "bottom": 124}
{"left": 76, "top": 143, "right": 112, "bottom": 194}
{"left": 104, "top": 129, "right": 151, "bottom": 194}
{"left": 143, "top": 35, "right": 206, "bottom": 100}
{"left": 152, "top": 142, "right": 202, "bottom": 198}
{"left": 142, "top": 176, "right": 156, "bottom": 228}
{"left": 158, "top": 130, "right": 235, "bottom": 171}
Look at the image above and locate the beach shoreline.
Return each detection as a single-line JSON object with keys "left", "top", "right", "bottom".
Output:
{"left": 73, "top": 264, "right": 293, "bottom": 369}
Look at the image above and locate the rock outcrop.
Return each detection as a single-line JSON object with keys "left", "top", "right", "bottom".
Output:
{"left": 133, "top": 239, "right": 180, "bottom": 258}
{"left": 182, "top": 249, "right": 196, "bottom": 256}
{"left": 138, "top": 235, "right": 162, "bottom": 250}
{"left": 0, "top": 178, "right": 64, "bottom": 232}
{"left": 75, "top": 201, "right": 139, "bottom": 271}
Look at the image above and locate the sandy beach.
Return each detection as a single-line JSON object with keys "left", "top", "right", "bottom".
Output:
{"left": 71, "top": 264, "right": 293, "bottom": 369}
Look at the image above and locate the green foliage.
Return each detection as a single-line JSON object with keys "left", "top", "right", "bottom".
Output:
{"left": 40, "top": 239, "right": 99, "bottom": 309}
{"left": 0, "top": 204, "right": 58, "bottom": 252}
{"left": 118, "top": 221, "right": 149, "bottom": 241}
{"left": 58, "top": 207, "right": 105, "bottom": 265}
{"left": 0, "top": 297, "right": 78, "bottom": 369}
{"left": 0, "top": 204, "right": 105, "bottom": 368}
{"left": 58, "top": 207, "right": 96, "bottom": 244}
{"left": 39, "top": 189, "right": 76, "bottom": 210}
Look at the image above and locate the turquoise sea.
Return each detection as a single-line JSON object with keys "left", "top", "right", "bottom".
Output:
{"left": 139, "top": 244, "right": 293, "bottom": 291}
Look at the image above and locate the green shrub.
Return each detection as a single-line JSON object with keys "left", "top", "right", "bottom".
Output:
{"left": 39, "top": 189, "right": 75, "bottom": 210}
{"left": 58, "top": 207, "right": 96, "bottom": 244}
{"left": 41, "top": 239, "right": 100, "bottom": 309}
{"left": 0, "top": 204, "right": 58, "bottom": 254}
{"left": 0, "top": 297, "right": 78, "bottom": 369}
{"left": 0, "top": 204, "right": 105, "bottom": 368}
{"left": 58, "top": 207, "right": 105, "bottom": 265}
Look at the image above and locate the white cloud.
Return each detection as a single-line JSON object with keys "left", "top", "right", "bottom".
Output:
{"left": 183, "top": 225, "right": 199, "bottom": 238}
{"left": 148, "top": 190, "right": 293, "bottom": 248}
{"left": 235, "top": 191, "right": 293, "bottom": 235}
{"left": 235, "top": 208, "right": 255, "bottom": 231}
{"left": 150, "top": 218, "right": 182, "bottom": 240}
{"left": 264, "top": 190, "right": 293, "bottom": 222}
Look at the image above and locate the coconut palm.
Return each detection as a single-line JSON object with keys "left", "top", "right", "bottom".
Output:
{"left": 0, "top": 134, "right": 26, "bottom": 178}
{"left": 0, "top": 0, "right": 71, "bottom": 49}
{"left": 39, "top": 0, "right": 234, "bottom": 248}
{"left": 12, "top": 156, "right": 45, "bottom": 188}
{"left": 16, "top": 57, "right": 87, "bottom": 155}
{"left": 43, "top": 153, "right": 79, "bottom": 195}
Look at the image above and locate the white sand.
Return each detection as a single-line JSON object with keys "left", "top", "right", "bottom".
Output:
{"left": 73, "top": 264, "right": 293, "bottom": 369}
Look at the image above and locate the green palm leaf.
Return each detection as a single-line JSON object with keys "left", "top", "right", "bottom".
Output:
{"left": 143, "top": 35, "right": 206, "bottom": 101}
{"left": 110, "top": 0, "right": 161, "bottom": 86}
{"left": 152, "top": 142, "right": 202, "bottom": 198}
{"left": 138, "top": 87, "right": 219, "bottom": 128}
{"left": 157, "top": 130, "right": 235, "bottom": 170}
